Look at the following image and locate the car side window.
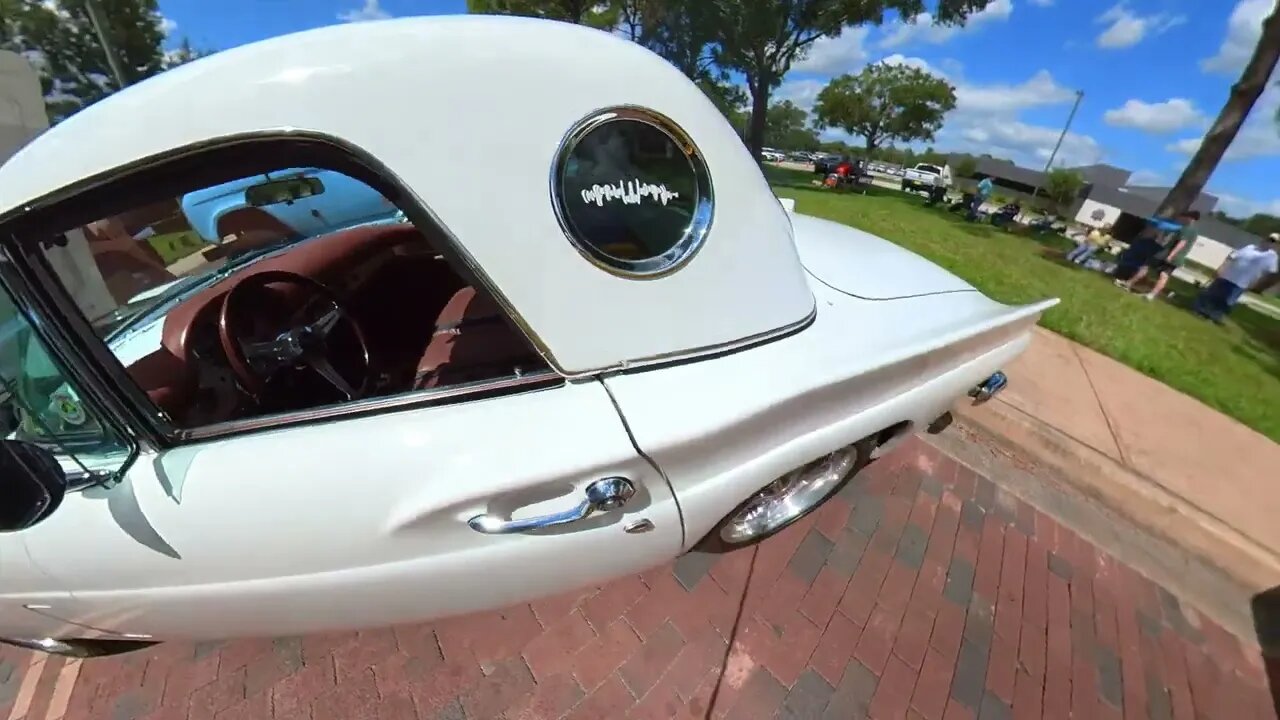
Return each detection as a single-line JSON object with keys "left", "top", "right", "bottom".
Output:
{"left": 0, "top": 285, "right": 131, "bottom": 481}
{"left": 24, "top": 150, "right": 549, "bottom": 435}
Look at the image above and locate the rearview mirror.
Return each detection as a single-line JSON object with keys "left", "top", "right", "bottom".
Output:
{"left": 0, "top": 440, "right": 67, "bottom": 532}
{"left": 245, "top": 177, "right": 325, "bottom": 207}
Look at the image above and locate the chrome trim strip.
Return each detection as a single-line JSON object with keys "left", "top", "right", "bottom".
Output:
{"left": 0, "top": 636, "right": 157, "bottom": 658}
{"left": 599, "top": 297, "right": 817, "bottom": 377}
{"left": 549, "top": 106, "right": 714, "bottom": 280}
{"left": 176, "top": 371, "right": 563, "bottom": 441}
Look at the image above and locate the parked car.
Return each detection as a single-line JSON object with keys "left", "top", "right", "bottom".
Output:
{"left": 901, "top": 163, "right": 944, "bottom": 193}
{"left": 0, "top": 15, "right": 1055, "bottom": 658}
{"left": 761, "top": 149, "right": 786, "bottom": 163}
{"left": 813, "top": 153, "right": 849, "bottom": 175}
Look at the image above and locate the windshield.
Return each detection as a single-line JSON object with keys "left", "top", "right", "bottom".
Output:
{"left": 917, "top": 164, "right": 942, "bottom": 175}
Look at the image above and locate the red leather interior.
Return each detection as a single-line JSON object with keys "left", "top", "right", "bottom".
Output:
{"left": 123, "top": 224, "right": 430, "bottom": 420}
{"left": 414, "top": 287, "right": 542, "bottom": 389}
{"left": 119, "top": 221, "right": 543, "bottom": 425}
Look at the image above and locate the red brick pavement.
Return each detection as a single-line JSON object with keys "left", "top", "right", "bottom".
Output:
{"left": 1, "top": 436, "right": 1275, "bottom": 719}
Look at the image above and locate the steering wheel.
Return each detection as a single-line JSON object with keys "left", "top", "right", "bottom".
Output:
{"left": 218, "top": 270, "right": 372, "bottom": 402}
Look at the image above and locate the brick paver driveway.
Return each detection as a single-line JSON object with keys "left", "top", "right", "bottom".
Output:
{"left": 2, "top": 438, "right": 1272, "bottom": 720}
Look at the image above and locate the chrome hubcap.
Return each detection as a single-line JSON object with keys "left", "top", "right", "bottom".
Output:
{"left": 719, "top": 446, "right": 860, "bottom": 544}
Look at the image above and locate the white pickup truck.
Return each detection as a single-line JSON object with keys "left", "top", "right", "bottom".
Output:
{"left": 901, "top": 163, "right": 944, "bottom": 193}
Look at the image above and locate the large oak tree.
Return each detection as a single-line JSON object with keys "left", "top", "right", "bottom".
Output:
{"left": 710, "top": 0, "right": 991, "bottom": 161}
{"left": 813, "top": 61, "right": 955, "bottom": 154}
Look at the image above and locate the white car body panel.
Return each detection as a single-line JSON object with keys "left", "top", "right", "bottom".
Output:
{"left": 791, "top": 214, "right": 974, "bottom": 299}
{"left": 606, "top": 233, "right": 1053, "bottom": 548}
{"left": 0, "top": 16, "right": 1059, "bottom": 652}
{"left": 17, "top": 381, "right": 682, "bottom": 640}
{"left": 0, "top": 16, "right": 814, "bottom": 376}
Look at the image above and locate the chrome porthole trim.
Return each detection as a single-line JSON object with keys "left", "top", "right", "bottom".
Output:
{"left": 550, "top": 105, "right": 714, "bottom": 279}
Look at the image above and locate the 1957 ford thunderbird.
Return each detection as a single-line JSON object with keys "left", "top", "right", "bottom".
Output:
{"left": 0, "top": 15, "right": 1055, "bottom": 657}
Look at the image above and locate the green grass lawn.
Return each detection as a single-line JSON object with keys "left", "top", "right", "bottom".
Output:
{"left": 765, "top": 166, "right": 1280, "bottom": 443}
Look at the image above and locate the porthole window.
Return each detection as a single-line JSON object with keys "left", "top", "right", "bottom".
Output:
{"left": 552, "top": 107, "right": 713, "bottom": 277}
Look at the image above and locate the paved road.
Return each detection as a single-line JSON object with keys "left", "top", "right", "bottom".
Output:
{"left": 1, "top": 437, "right": 1271, "bottom": 720}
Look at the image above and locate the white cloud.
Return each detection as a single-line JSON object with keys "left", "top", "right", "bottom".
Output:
{"left": 954, "top": 70, "right": 1075, "bottom": 115}
{"left": 337, "top": 0, "right": 391, "bottom": 23}
{"left": 775, "top": 79, "right": 827, "bottom": 112}
{"left": 952, "top": 119, "right": 1103, "bottom": 167}
{"left": 1127, "top": 169, "right": 1167, "bottom": 185}
{"left": 880, "top": 0, "right": 1013, "bottom": 49}
{"left": 1095, "top": 3, "right": 1185, "bottom": 49}
{"left": 794, "top": 27, "right": 870, "bottom": 74}
{"left": 938, "top": 68, "right": 1099, "bottom": 167}
{"left": 1202, "top": 0, "right": 1272, "bottom": 73}
{"left": 1214, "top": 191, "right": 1280, "bottom": 218}
{"left": 156, "top": 13, "right": 177, "bottom": 35}
{"left": 1166, "top": 84, "right": 1280, "bottom": 161}
{"left": 1103, "top": 98, "right": 1208, "bottom": 134}
{"left": 879, "top": 54, "right": 942, "bottom": 76}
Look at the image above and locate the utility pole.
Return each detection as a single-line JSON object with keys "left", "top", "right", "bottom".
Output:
{"left": 85, "top": 0, "right": 129, "bottom": 89}
{"left": 1030, "top": 89, "right": 1085, "bottom": 202}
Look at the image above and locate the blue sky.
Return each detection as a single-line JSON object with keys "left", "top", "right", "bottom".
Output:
{"left": 154, "top": 0, "right": 1279, "bottom": 217}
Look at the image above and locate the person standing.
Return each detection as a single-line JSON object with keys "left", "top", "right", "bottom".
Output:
{"left": 1192, "top": 233, "right": 1280, "bottom": 323}
{"left": 1066, "top": 224, "right": 1112, "bottom": 265}
{"left": 968, "top": 176, "right": 993, "bottom": 221}
{"left": 1115, "top": 210, "right": 1200, "bottom": 300}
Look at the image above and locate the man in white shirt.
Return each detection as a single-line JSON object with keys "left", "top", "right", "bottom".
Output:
{"left": 1192, "top": 233, "right": 1279, "bottom": 323}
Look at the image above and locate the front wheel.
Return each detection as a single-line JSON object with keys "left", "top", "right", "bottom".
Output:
{"left": 697, "top": 438, "right": 875, "bottom": 552}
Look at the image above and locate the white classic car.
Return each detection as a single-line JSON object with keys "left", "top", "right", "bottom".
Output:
{"left": 0, "top": 15, "right": 1055, "bottom": 658}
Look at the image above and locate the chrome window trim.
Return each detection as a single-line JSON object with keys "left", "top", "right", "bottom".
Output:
{"left": 550, "top": 106, "right": 714, "bottom": 280}
{"left": 0, "top": 129, "right": 569, "bottom": 448}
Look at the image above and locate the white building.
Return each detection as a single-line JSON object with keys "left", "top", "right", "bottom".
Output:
{"left": 952, "top": 155, "right": 1269, "bottom": 274}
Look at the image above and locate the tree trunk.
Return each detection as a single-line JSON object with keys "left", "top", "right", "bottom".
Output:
{"left": 1156, "top": 3, "right": 1280, "bottom": 217}
{"left": 746, "top": 77, "right": 769, "bottom": 162}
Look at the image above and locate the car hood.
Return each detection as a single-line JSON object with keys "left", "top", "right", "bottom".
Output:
{"left": 789, "top": 212, "right": 975, "bottom": 300}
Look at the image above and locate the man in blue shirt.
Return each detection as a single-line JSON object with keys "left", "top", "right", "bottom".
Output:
{"left": 969, "top": 176, "right": 994, "bottom": 221}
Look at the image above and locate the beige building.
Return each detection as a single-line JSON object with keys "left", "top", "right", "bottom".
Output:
{"left": 0, "top": 50, "right": 118, "bottom": 319}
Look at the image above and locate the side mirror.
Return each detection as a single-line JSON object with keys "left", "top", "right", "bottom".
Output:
{"left": 0, "top": 440, "right": 67, "bottom": 532}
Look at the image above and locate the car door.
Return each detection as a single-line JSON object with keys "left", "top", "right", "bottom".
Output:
{"left": 20, "top": 378, "right": 683, "bottom": 641}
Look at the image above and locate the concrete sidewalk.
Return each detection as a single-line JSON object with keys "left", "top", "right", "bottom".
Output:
{"left": 952, "top": 328, "right": 1280, "bottom": 637}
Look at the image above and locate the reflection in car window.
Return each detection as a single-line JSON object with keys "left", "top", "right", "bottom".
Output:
{"left": 555, "top": 110, "right": 712, "bottom": 275}
{"left": 0, "top": 287, "right": 129, "bottom": 479}
{"left": 50, "top": 168, "right": 399, "bottom": 339}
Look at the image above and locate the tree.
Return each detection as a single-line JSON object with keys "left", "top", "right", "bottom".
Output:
{"left": 954, "top": 155, "right": 978, "bottom": 178}
{"left": 710, "top": 0, "right": 990, "bottom": 162}
{"left": 813, "top": 62, "right": 956, "bottom": 154}
{"left": 161, "top": 37, "right": 214, "bottom": 70}
{"left": 0, "top": 0, "right": 178, "bottom": 122}
{"left": 1043, "top": 168, "right": 1085, "bottom": 209}
{"left": 1157, "top": 1, "right": 1280, "bottom": 217}
{"left": 764, "top": 100, "right": 819, "bottom": 150}
{"left": 617, "top": 0, "right": 746, "bottom": 128}
{"left": 466, "top": 0, "right": 620, "bottom": 29}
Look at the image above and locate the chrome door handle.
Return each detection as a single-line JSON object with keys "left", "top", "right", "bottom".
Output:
{"left": 468, "top": 477, "right": 636, "bottom": 535}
